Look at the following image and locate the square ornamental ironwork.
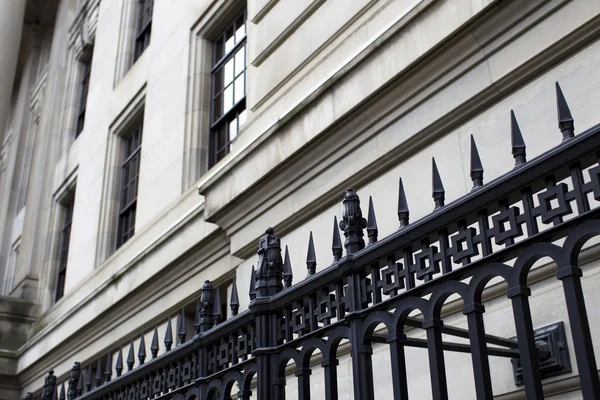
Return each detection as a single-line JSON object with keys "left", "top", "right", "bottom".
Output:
{"left": 538, "top": 182, "right": 572, "bottom": 224}
{"left": 491, "top": 206, "right": 523, "bottom": 245}
{"left": 451, "top": 227, "right": 479, "bottom": 264}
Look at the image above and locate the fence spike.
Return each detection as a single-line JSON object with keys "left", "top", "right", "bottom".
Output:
{"left": 332, "top": 216, "right": 343, "bottom": 261}
{"left": 126, "top": 341, "right": 135, "bottom": 371}
{"left": 76, "top": 365, "right": 83, "bottom": 396}
{"left": 397, "top": 177, "right": 410, "bottom": 228}
{"left": 470, "top": 135, "right": 484, "bottom": 189}
{"left": 283, "top": 246, "right": 293, "bottom": 288}
{"left": 230, "top": 279, "right": 240, "bottom": 316}
{"left": 366, "top": 196, "right": 378, "bottom": 244}
{"left": 213, "top": 288, "right": 221, "bottom": 326}
{"left": 164, "top": 317, "right": 173, "bottom": 351}
{"left": 178, "top": 308, "right": 186, "bottom": 344}
{"left": 511, "top": 110, "right": 526, "bottom": 167}
{"left": 115, "top": 347, "right": 123, "bottom": 377}
{"left": 59, "top": 383, "right": 65, "bottom": 400}
{"left": 84, "top": 365, "right": 91, "bottom": 392}
{"left": 94, "top": 358, "right": 102, "bottom": 387}
{"left": 556, "top": 82, "right": 574, "bottom": 140}
{"left": 138, "top": 333, "right": 146, "bottom": 365}
{"left": 104, "top": 351, "right": 112, "bottom": 382}
{"left": 306, "top": 231, "right": 317, "bottom": 276}
{"left": 249, "top": 265, "right": 257, "bottom": 300}
{"left": 432, "top": 158, "right": 445, "bottom": 209}
{"left": 150, "top": 326, "right": 159, "bottom": 358}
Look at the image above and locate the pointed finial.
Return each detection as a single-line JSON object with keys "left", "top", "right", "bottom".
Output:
{"left": 115, "top": 347, "right": 123, "bottom": 377}
{"left": 470, "top": 135, "right": 484, "bottom": 189}
{"left": 397, "top": 178, "right": 410, "bottom": 228}
{"left": 126, "top": 342, "right": 135, "bottom": 371}
{"left": 178, "top": 308, "right": 186, "bottom": 344}
{"left": 104, "top": 351, "right": 112, "bottom": 382}
{"left": 366, "top": 196, "right": 378, "bottom": 244}
{"left": 164, "top": 317, "right": 173, "bottom": 351}
{"left": 282, "top": 245, "right": 293, "bottom": 287}
{"left": 432, "top": 158, "right": 445, "bottom": 209}
{"left": 332, "top": 216, "right": 342, "bottom": 261}
{"left": 213, "top": 288, "right": 221, "bottom": 326}
{"left": 230, "top": 279, "right": 239, "bottom": 316}
{"left": 249, "top": 265, "right": 257, "bottom": 300}
{"left": 556, "top": 82, "right": 574, "bottom": 140}
{"left": 511, "top": 110, "right": 526, "bottom": 167}
{"left": 76, "top": 367, "right": 83, "bottom": 396}
{"left": 85, "top": 365, "right": 92, "bottom": 392}
{"left": 306, "top": 232, "right": 317, "bottom": 276}
{"left": 151, "top": 326, "right": 159, "bottom": 358}
{"left": 94, "top": 358, "right": 102, "bottom": 387}
{"left": 59, "top": 383, "right": 65, "bottom": 400}
{"left": 138, "top": 333, "right": 146, "bottom": 365}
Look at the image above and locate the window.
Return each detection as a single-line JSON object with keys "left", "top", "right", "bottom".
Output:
{"left": 117, "top": 122, "right": 142, "bottom": 248}
{"left": 3, "top": 241, "right": 19, "bottom": 295}
{"left": 76, "top": 56, "right": 92, "bottom": 137}
{"left": 134, "top": 0, "right": 154, "bottom": 62}
{"left": 209, "top": 9, "right": 247, "bottom": 167}
{"left": 55, "top": 194, "right": 75, "bottom": 301}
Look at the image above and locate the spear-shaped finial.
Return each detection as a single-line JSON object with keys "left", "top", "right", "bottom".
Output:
{"left": 178, "top": 308, "right": 186, "bottom": 344}
{"left": 104, "top": 352, "right": 112, "bottom": 382}
{"left": 432, "top": 158, "right": 445, "bottom": 209}
{"left": 511, "top": 110, "right": 526, "bottom": 167}
{"left": 556, "top": 82, "right": 574, "bottom": 140}
{"left": 76, "top": 368, "right": 83, "bottom": 396}
{"left": 138, "top": 333, "right": 146, "bottom": 365}
{"left": 94, "top": 359, "right": 102, "bottom": 387}
{"left": 397, "top": 178, "right": 409, "bottom": 228}
{"left": 306, "top": 232, "right": 316, "bottom": 276}
{"left": 164, "top": 317, "right": 173, "bottom": 351}
{"left": 213, "top": 288, "right": 221, "bottom": 326}
{"left": 85, "top": 365, "right": 92, "bottom": 392}
{"left": 366, "top": 196, "right": 378, "bottom": 244}
{"left": 115, "top": 347, "right": 123, "bottom": 377}
{"left": 470, "top": 135, "right": 484, "bottom": 189}
{"left": 230, "top": 279, "right": 239, "bottom": 316}
{"left": 150, "top": 326, "right": 159, "bottom": 358}
{"left": 282, "top": 246, "right": 293, "bottom": 288}
{"left": 249, "top": 265, "right": 257, "bottom": 300}
{"left": 59, "top": 383, "right": 65, "bottom": 400}
{"left": 332, "top": 216, "right": 342, "bottom": 261}
{"left": 126, "top": 342, "right": 135, "bottom": 371}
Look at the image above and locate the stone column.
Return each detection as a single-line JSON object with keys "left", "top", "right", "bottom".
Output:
{"left": 0, "top": 0, "right": 26, "bottom": 134}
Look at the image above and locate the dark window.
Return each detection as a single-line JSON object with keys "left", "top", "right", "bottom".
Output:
{"left": 55, "top": 194, "right": 75, "bottom": 301}
{"left": 134, "top": 0, "right": 153, "bottom": 62}
{"left": 209, "top": 9, "right": 247, "bottom": 167}
{"left": 76, "top": 58, "right": 92, "bottom": 137}
{"left": 117, "top": 123, "right": 142, "bottom": 249}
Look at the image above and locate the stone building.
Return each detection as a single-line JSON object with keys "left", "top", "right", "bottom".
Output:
{"left": 1, "top": 0, "right": 600, "bottom": 399}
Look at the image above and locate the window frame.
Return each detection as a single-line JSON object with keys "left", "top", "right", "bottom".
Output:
{"left": 133, "top": 0, "right": 154, "bottom": 62}
{"left": 55, "top": 192, "right": 75, "bottom": 301}
{"left": 209, "top": 9, "right": 247, "bottom": 167}
{"left": 116, "top": 122, "right": 143, "bottom": 249}
{"left": 76, "top": 57, "right": 92, "bottom": 137}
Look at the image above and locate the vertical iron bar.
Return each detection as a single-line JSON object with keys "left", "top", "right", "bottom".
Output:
{"left": 322, "top": 358, "right": 339, "bottom": 400}
{"left": 388, "top": 333, "right": 409, "bottom": 400}
{"left": 508, "top": 286, "right": 544, "bottom": 399}
{"left": 464, "top": 304, "right": 493, "bottom": 399}
{"left": 424, "top": 318, "right": 449, "bottom": 400}
{"left": 296, "top": 368, "right": 312, "bottom": 400}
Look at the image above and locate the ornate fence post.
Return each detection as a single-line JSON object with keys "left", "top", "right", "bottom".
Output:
{"left": 249, "top": 227, "right": 284, "bottom": 399}
{"left": 339, "top": 190, "right": 375, "bottom": 399}
{"left": 67, "top": 362, "right": 80, "bottom": 400}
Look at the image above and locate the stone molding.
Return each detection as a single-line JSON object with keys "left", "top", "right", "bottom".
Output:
{"left": 68, "top": 0, "right": 99, "bottom": 61}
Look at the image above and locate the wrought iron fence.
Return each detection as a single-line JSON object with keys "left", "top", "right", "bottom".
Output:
{"left": 29, "top": 83, "right": 600, "bottom": 399}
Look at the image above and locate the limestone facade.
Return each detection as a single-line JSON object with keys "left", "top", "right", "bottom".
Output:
{"left": 1, "top": 0, "right": 600, "bottom": 398}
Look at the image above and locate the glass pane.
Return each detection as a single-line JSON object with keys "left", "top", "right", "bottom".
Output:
{"left": 235, "top": 46, "right": 245, "bottom": 76}
{"left": 224, "top": 26, "right": 235, "bottom": 54}
{"left": 214, "top": 39, "right": 224, "bottom": 63}
{"left": 229, "top": 117, "right": 238, "bottom": 141}
{"left": 224, "top": 58, "right": 234, "bottom": 86}
{"left": 213, "top": 68, "right": 223, "bottom": 94}
{"left": 223, "top": 84, "right": 233, "bottom": 113}
{"left": 218, "top": 123, "right": 227, "bottom": 148}
{"left": 234, "top": 74, "right": 245, "bottom": 103}
{"left": 213, "top": 93, "right": 223, "bottom": 119}
{"left": 235, "top": 15, "right": 246, "bottom": 43}
{"left": 239, "top": 109, "right": 247, "bottom": 126}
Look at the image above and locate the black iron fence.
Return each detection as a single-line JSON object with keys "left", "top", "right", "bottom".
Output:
{"left": 30, "top": 83, "right": 600, "bottom": 399}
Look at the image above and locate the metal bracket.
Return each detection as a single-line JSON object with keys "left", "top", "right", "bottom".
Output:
{"left": 511, "top": 321, "right": 571, "bottom": 385}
